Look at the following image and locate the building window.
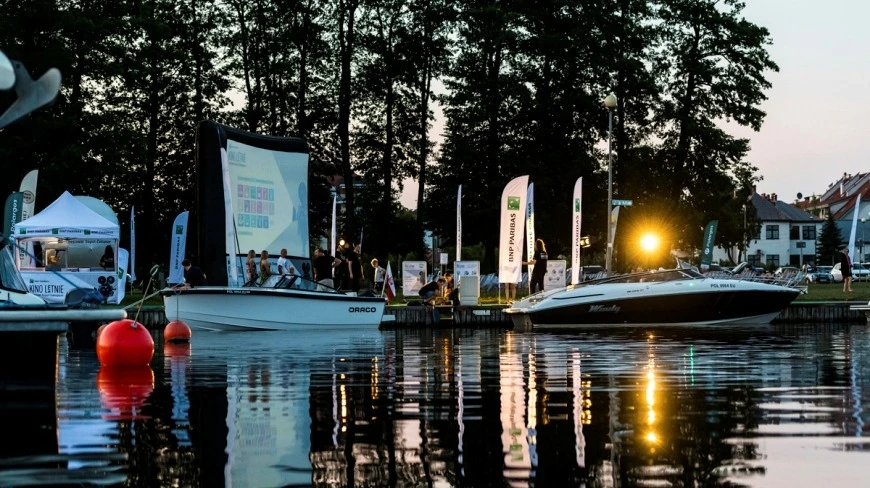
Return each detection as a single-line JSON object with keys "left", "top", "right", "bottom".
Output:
{"left": 790, "top": 226, "right": 799, "bottom": 240}
{"left": 802, "top": 225, "right": 816, "bottom": 240}
{"left": 765, "top": 225, "right": 779, "bottom": 240}
{"left": 766, "top": 255, "right": 780, "bottom": 267}
{"left": 751, "top": 227, "right": 761, "bottom": 240}
{"left": 748, "top": 255, "right": 761, "bottom": 267}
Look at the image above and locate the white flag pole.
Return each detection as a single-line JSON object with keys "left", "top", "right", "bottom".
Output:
{"left": 571, "top": 177, "right": 582, "bottom": 285}
{"left": 331, "top": 195, "right": 337, "bottom": 256}
{"left": 456, "top": 185, "right": 462, "bottom": 262}
{"left": 848, "top": 194, "right": 861, "bottom": 258}
{"left": 526, "top": 183, "right": 535, "bottom": 294}
{"left": 130, "top": 205, "right": 137, "bottom": 281}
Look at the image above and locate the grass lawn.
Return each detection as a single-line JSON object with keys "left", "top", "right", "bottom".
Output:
{"left": 795, "top": 280, "right": 870, "bottom": 302}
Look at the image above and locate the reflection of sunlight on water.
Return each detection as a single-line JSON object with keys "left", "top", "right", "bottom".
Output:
{"left": 36, "top": 325, "right": 870, "bottom": 487}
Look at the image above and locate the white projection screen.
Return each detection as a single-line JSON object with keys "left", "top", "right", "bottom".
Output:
{"left": 225, "top": 138, "right": 309, "bottom": 256}
{"left": 196, "top": 121, "right": 310, "bottom": 286}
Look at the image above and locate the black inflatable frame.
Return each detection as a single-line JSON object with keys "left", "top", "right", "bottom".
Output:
{"left": 195, "top": 121, "right": 309, "bottom": 286}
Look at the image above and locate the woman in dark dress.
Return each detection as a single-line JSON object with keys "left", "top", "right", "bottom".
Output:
{"left": 525, "top": 239, "right": 548, "bottom": 294}
{"left": 840, "top": 248, "right": 853, "bottom": 292}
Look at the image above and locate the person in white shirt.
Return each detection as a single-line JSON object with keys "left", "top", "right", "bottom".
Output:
{"left": 277, "top": 248, "right": 290, "bottom": 275}
{"left": 371, "top": 258, "right": 385, "bottom": 293}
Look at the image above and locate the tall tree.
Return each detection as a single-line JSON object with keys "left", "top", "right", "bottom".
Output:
{"left": 651, "top": 0, "right": 778, "bottom": 251}
{"left": 817, "top": 213, "right": 844, "bottom": 265}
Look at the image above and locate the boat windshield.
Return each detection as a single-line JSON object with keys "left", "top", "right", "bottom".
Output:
{"left": 590, "top": 268, "right": 705, "bottom": 285}
{"left": 260, "top": 274, "right": 350, "bottom": 295}
{"left": 0, "top": 234, "right": 29, "bottom": 294}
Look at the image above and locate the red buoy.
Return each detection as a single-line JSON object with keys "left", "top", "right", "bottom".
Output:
{"left": 164, "top": 320, "right": 192, "bottom": 343}
{"left": 96, "top": 319, "right": 154, "bottom": 367}
{"left": 97, "top": 365, "right": 154, "bottom": 420}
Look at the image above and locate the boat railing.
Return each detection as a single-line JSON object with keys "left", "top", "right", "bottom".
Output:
{"left": 718, "top": 269, "right": 808, "bottom": 291}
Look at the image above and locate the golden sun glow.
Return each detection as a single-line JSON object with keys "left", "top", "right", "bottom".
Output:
{"left": 640, "top": 233, "right": 659, "bottom": 252}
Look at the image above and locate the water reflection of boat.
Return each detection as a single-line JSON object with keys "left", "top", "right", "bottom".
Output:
{"left": 161, "top": 275, "right": 387, "bottom": 331}
{"left": 505, "top": 268, "right": 802, "bottom": 328}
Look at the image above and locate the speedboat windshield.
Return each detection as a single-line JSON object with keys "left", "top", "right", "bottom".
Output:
{"left": 0, "top": 234, "right": 29, "bottom": 293}
{"left": 590, "top": 268, "right": 705, "bottom": 285}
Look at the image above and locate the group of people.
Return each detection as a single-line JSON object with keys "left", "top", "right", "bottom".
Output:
{"left": 179, "top": 237, "right": 552, "bottom": 300}
{"left": 308, "top": 244, "right": 387, "bottom": 294}
{"left": 245, "top": 248, "right": 300, "bottom": 286}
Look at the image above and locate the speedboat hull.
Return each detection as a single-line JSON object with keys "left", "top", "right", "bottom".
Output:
{"left": 505, "top": 272, "right": 801, "bottom": 328}
{"left": 161, "top": 286, "right": 387, "bottom": 331}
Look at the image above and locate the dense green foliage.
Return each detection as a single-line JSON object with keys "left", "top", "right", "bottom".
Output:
{"left": 0, "top": 0, "right": 776, "bottom": 275}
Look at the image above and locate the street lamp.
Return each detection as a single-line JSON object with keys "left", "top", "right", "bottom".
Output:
{"left": 603, "top": 93, "right": 617, "bottom": 274}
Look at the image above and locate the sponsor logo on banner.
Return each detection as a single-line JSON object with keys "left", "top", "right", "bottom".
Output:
{"left": 22, "top": 190, "right": 34, "bottom": 204}
{"left": 575, "top": 198, "right": 580, "bottom": 212}
{"left": 507, "top": 196, "right": 520, "bottom": 211}
{"left": 176, "top": 225, "right": 184, "bottom": 234}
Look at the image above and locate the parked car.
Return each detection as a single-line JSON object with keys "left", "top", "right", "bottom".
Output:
{"left": 580, "top": 265, "right": 605, "bottom": 281}
{"left": 831, "top": 262, "right": 870, "bottom": 282}
{"left": 806, "top": 265, "right": 833, "bottom": 284}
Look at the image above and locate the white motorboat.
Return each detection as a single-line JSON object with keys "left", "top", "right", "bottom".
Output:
{"left": 161, "top": 275, "right": 387, "bottom": 331}
{"left": 504, "top": 268, "right": 803, "bottom": 328}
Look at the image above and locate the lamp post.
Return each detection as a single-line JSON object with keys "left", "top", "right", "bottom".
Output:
{"left": 603, "top": 93, "right": 617, "bottom": 274}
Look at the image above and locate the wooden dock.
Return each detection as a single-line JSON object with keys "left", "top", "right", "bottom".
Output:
{"left": 124, "top": 301, "right": 869, "bottom": 329}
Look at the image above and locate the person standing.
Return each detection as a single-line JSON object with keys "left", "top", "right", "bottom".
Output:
{"left": 277, "top": 248, "right": 290, "bottom": 275}
{"left": 840, "top": 248, "right": 853, "bottom": 292}
{"left": 313, "top": 247, "right": 340, "bottom": 290}
{"left": 245, "top": 250, "right": 258, "bottom": 285}
{"left": 259, "top": 250, "right": 272, "bottom": 285}
{"left": 504, "top": 282, "right": 518, "bottom": 304}
{"left": 371, "top": 258, "right": 385, "bottom": 293}
{"left": 345, "top": 243, "right": 363, "bottom": 292}
{"left": 524, "top": 238, "right": 549, "bottom": 294}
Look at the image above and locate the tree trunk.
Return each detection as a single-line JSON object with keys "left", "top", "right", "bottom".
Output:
{"left": 338, "top": 0, "right": 358, "bottom": 240}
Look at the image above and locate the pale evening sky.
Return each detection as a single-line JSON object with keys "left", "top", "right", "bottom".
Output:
{"left": 400, "top": 0, "right": 870, "bottom": 208}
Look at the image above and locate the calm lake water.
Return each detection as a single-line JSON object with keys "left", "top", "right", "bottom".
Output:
{"left": 1, "top": 323, "right": 869, "bottom": 487}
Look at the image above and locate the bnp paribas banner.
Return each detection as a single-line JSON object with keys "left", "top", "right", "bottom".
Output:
{"left": 498, "top": 175, "right": 529, "bottom": 284}
{"left": 700, "top": 220, "right": 718, "bottom": 270}
{"left": 168, "top": 211, "right": 189, "bottom": 285}
{"left": 3, "top": 191, "right": 23, "bottom": 237}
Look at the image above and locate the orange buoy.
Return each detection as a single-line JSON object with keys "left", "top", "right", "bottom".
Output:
{"left": 96, "top": 319, "right": 154, "bottom": 367}
{"left": 97, "top": 365, "right": 154, "bottom": 420}
{"left": 164, "top": 320, "right": 192, "bottom": 343}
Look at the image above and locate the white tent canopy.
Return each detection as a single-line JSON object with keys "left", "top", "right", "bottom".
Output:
{"left": 12, "top": 191, "right": 119, "bottom": 239}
